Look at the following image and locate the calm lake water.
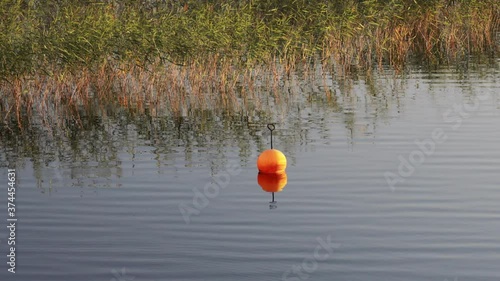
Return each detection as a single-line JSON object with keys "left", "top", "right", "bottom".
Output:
{"left": 1, "top": 62, "right": 500, "bottom": 281}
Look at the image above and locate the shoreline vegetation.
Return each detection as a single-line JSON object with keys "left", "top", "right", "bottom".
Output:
{"left": 0, "top": 0, "right": 499, "bottom": 128}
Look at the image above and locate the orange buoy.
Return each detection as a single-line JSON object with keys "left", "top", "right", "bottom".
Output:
{"left": 258, "top": 172, "right": 287, "bottom": 193}
{"left": 257, "top": 149, "right": 287, "bottom": 174}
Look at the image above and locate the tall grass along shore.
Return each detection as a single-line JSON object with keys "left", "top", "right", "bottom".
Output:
{"left": 0, "top": 0, "right": 499, "bottom": 128}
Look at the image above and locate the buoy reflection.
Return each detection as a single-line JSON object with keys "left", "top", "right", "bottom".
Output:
{"left": 257, "top": 172, "right": 287, "bottom": 209}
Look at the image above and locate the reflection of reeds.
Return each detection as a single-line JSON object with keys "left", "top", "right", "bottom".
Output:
{"left": 4, "top": 56, "right": 496, "bottom": 191}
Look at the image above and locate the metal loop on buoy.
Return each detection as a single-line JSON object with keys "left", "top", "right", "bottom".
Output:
{"left": 267, "top": 123, "right": 275, "bottom": 149}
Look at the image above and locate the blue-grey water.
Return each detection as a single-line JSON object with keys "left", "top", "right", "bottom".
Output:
{"left": 0, "top": 64, "right": 499, "bottom": 281}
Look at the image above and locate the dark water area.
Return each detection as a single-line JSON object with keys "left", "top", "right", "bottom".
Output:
{"left": 0, "top": 61, "right": 499, "bottom": 281}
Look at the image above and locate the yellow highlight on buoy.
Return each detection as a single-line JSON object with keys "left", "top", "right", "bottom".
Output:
{"left": 257, "top": 149, "right": 287, "bottom": 174}
{"left": 258, "top": 172, "right": 288, "bottom": 193}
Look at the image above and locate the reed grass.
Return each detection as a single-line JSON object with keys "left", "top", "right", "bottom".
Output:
{"left": 0, "top": 0, "right": 498, "bottom": 128}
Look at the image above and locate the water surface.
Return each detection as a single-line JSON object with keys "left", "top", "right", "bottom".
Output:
{"left": 1, "top": 64, "right": 500, "bottom": 281}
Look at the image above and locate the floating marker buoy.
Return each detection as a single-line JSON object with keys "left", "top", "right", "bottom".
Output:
{"left": 258, "top": 172, "right": 288, "bottom": 193}
{"left": 257, "top": 124, "right": 287, "bottom": 174}
{"left": 257, "top": 149, "right": 287, "bottom": 174}
{"left": 256, "top": 124, "right": 288, "bottom": 207}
